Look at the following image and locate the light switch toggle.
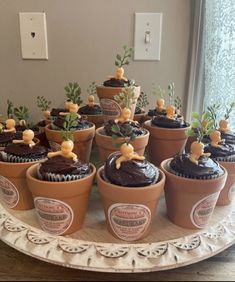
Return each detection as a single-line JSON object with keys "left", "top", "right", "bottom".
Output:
{"left": 145, "top": 31, "right": 151, "bottom": 44}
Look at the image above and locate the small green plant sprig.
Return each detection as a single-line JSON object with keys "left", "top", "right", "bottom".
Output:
{"left": 60, "top": 113, "right": 78, "bottom": 141}
{"left": 224, "top": 102, "right": 235, "bottom": 120}
{"left": 65, "top": 82, "right": 83, "bottom": 106}
{"left": 136, "top": 91, "right": 149, "bottom": 113}
{"left": 111, "top": 123, "right": 136, "bottom": 148}
{"left": 206, "top": 103, "right": 220, "bottom": 130}
{"left": 7, "top": 99, "right": 14, "bottom": 119}
{"left": 152, "top": 83, "right": 165, "bottom": 98}
{"left": 36, "top": 96, "right": 52, "bottom": 112}
{"left": 114, "top": 80, "right": 136, "bottom": 109}
{"left": 152, "top": 82, "right": 182, "bottom": 111}
{"left": 187, "top": 111, "right": 214, "bottom": 142}
{"left": 87, "top": 81, "right": 97, "bottom": 97}
{"left": 14, "top": 106, "right": 30, "bottom": 126}
{"left": 115, "top": 45, "right": 134, "bottom": 68}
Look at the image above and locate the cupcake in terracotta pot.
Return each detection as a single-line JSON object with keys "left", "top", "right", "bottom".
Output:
{"left": 95, "top": 105, "right": 149, "bottom": 163}
{"left": 96, "top": 46, "right": 140, "bottom": 121}
{"left": 0, "top": 129, "right": 48, "bottom": 210}
{"left": 204, "top": 130, "right": 235, "bottom": 206}
{"left": 45, "top": 104, "right": 95, "bottom": 163}
{"left": 26, "top": 134, "right": 96, "bottom": 236}
{"left": 78, "top": 81, "right": 104, "bottom": 129}
{"left": 97, "top": 142, "right": 165, "bottom": 241}
{"left": 161, "top": 120, "right": 227, "bottom": 229}
{"left": 144, "top": 100, "right": 189, "bottom": 166}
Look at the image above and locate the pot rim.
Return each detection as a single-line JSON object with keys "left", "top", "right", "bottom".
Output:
{"left": 160, "top": 158, "right": 228, "bottom": 183}
{"left": 0, "top": 158, "right": 47, "bottom": 167}
{"left": 97, "top": 166, "right": 165, "bottom": 192}
{"left": 26, "top": 162, "right": 96, "bottom": 185}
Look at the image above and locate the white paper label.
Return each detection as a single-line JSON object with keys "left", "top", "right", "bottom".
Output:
{"left": 228, "top": 183, "right": 235, "bottom": 202}
{"left": 49, "top": 141, "right": 61, "bottom": 152}
{"left": 100, "top": 98, "right": 122, "bottom": 119}
{"left": 108, "top": 203, "right": 151, "bottom": 241}
{"left": 34, "top": 197, "right": 74, "bottom": 235}
{"left": 0, "top": 175, "right": 19, "bottom": 208}
{"left": 190, "top": 192, "right": 220, "bottom": 228}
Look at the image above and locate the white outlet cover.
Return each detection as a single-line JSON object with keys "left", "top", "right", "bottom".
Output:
{"left": 134, "top": 13, "right": 162, "bottom": 61}
{"left": 19, "top": 12, "right": 48, "bottom": 60}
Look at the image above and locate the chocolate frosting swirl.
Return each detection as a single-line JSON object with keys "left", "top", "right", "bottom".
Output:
{"left": 170, "top": 154, "right": 224, "bottom": 179}
{"left": 103, "top": 120, "right": 145, "bottom": 137}
{"left": 79, "top": 104, "right": 102, "bottom": 115}
{"left": 104, "top": 152, "right": 158, "bottom": 187}
{"left": 148, "top": 109, "right": 167, "bottom": 117}
{"left": 204, "top": 143, "right": 235, "bottom": 160}
{"left": 151, "top": 115, "right": 188, "bottom": 128}
{"left": 0, "top": 131, "right": 22, "bottom": 145}
{"left": 103, "top": 78, "right": 131, "bottom": 87}
{"left": 39, "top": 156, "right": 91, "bottom": 176}
{"left": 3, "top": 143, "right": 48, "bottom": 159}
{"left": 52, "top": 116, "right": 92, "bottom": 130}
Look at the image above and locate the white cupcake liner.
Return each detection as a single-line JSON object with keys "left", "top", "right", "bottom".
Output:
{"left": 212, "top": 155, "right": 235, "bottom": 163}
{"left": 0, "top": 152, "right": 43, "bottom": 163}
{"left": 37, "top": 164, "right": 90, "bottom": 182}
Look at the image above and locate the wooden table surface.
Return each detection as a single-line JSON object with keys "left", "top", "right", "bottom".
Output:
{"left": 0, "top": 240, "right": 234, "bottom": 281}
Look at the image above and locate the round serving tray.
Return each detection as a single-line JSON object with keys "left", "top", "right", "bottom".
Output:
{"left": 0, "top": 188, "right": 234, "bottom": 273}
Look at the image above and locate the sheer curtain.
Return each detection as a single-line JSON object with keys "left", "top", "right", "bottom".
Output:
{"left": 186, "top": 0, "right": 235, "bottom": 128}
{"left": 203, "top": 0, "right": 235, "bottom": 128}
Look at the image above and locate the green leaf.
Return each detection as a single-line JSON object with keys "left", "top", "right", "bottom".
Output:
{"left": 116, "top": 54, "right": 121, "bottom": 61}
{"left": 115, "top": 61, "right": 119, "bottom": 66}
{"left": 191, "top": 121, "right": 200, "bottom": 128}
{"left": 186, "top": 128, "right": 196, "bottom": 137}
{"left": 191, "top": 112, "right": 200, "bottom": 119}
{"left": 111, "top": 124, "right": 120, "bottom": 134}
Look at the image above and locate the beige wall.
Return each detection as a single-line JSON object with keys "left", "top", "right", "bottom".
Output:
{"left": 0, "top": 0, "right": 191, "bottom": 122}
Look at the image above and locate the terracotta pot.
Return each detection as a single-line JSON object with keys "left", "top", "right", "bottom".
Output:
{"left": 96, "top": 86, "right": 141, "bottom": 122}
{"left": 81, "top": 114, "right": 104, "bottom": 129}
{"left": 216, "top": 161, "right": 235, "bottom": 206}
{"left": 26, "top": 163, "right": 96, "bottom": 235}
{"left": 97, "top": 166, "right": 165, "bottom": 241}
{"left": 0, "top": 159, "right": 45, "bottom": 210}
{"left": 95, "top": 127, "right": 149, "bottom": 163}
{"left": 161, "top": 159, "right": 227, "bottom": 229}
{"left": 144, "top": 120, "right": 190, "bottom": 167}
{"left": 45, "top": 124, "right": 95, "bottom": 162}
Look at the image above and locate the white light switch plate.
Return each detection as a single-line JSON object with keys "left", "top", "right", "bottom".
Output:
{"left": 19, "top": 12, "right": 48, "bottom": 60}
{"left": 134, "top": 13, "right": 162, "bottom": 61}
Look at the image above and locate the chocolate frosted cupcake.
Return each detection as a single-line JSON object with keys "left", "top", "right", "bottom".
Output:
{"left": 79, "top": 104, "right": 102, "bottom": 115}
{"left": 204, "top": 130, "right": 235, "bottom": 162}
{"left": 1, "top": 143, "right": 48, "bottom": 163}
{"left": 103, "top": 119, "right": 145, "bottom": 137}
{"left": 52, "top": 115, "right": 91, "bottom": 131}
{"left": 152, "top": 114, "right": 187, "bottom": 128}
{"left": 169, "top": 153, "right": 224, "bottom": 179}
{"left": 0, "top": 131, "right": 22, "bottom": 147}
{"left": 0, "top": 129, "right": 47, "bottom": 163}
{"left": 38, "top": 155, "right": 91, "bottom": 182}
{"left": 103, "top": 151, "right": 159, "bottom": 187}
